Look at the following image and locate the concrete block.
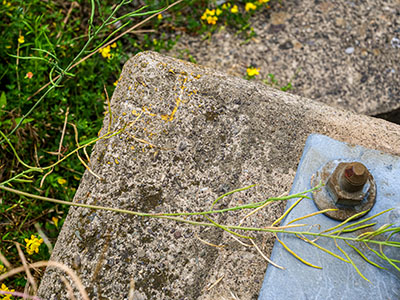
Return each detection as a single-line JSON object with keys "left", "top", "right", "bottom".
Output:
{"left": 38, "top": 51, "right": 400, "bottom": 299}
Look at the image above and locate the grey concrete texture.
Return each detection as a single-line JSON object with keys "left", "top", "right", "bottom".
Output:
{"left": 38, "top": 51, "right": 400, "bottom": 299}
{"left": 170, "top": 0, "right": 400, "bottom": 116}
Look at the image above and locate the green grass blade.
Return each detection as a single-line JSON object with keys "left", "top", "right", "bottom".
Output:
{"left": 345, "top": 241, "right": 386, "bottom": 270}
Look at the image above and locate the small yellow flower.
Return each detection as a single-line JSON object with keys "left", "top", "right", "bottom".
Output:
{"left": 157, "top": 14, "right": 163, "bottom": 20}
{"left": 207, "top": 15, "right": 218, "bottom": 25}
{"left": 0, "top": 283, "right": 14, "bottom": 300}
{"left": 57, "top": 178, "right": 67, "bottom": 185}
{"left": 258, "top": 0, "right": 270, "bottom": 3}
{"left": 0, "top": 265, "right": 5, "bottom": 274}
{"left": 247, "top": 67, "right": 260, "bottom": 77}
{"left": 24, "top": 235, "right": 43, "bottom": 255}
{"left": 52, "top": 216, "right": 59, "bottom": 228}
{"left": 18, "top": 35, "right": 24, "bottom": 44}
{"left": 231, "top": 5, "right": 239, "bottom": 13}
{"left": 216, "top": 8, "right": 222, "bottom": 16}
{"left": 113, "top": 79, "right": 119, "bottom": 86}
{"left": 245, "top": 2, "right": 257, "bottom": 11}
{"left": 111, "top": 42, "right": 117, "bottom": 48}
{"left": 99, "top": 45, "right": 112, "bottom": 59}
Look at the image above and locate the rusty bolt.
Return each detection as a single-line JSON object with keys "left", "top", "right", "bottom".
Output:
{"left": 312, "top": 160, "right": 376, "bottom": 221}
{"left": 340, "top": 162, "right": 369, "bottom": 193}
{"left": 327, "top": 162, "right": 371, "bottom": 206}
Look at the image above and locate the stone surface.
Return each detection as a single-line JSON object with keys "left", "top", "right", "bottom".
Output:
{"left": 169, "top": 0, "right": 400, "bottom": 116}
{"left": 38, "top": 51, "right": 400, "bottom": 299}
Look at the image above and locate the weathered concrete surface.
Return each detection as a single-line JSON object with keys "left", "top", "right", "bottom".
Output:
{"left": 170, "top": 0, "right": 400, "bottom": 116}
{"left": 39, "top": 51, "right": 400, "bottom": 299}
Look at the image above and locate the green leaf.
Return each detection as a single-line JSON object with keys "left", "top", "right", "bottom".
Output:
{"left": 1, "top": 117, "right": 34, "bottom": 127}
{"left": 0, "top": 92, "right": 6, "bottom": 110}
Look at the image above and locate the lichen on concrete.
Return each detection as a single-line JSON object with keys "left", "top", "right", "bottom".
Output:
{"left": 38, "top": 51, "right": 400, "bottom": 299}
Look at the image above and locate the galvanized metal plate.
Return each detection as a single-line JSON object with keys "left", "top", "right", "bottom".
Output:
{"left": 259, "top": 134, "right": 400, "bottom": 300}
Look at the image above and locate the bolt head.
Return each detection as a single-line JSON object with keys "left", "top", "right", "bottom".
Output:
{"left": 327, "top": 162, "right": 371, "bottom": 206}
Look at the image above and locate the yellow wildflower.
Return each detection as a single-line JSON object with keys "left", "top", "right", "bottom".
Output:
{"left": 0, "top": 265, "right": 5, "bottom": 274}
{"left": 207, "top": 15, "right": 218, "bottom": 25}
{"left": 25, "top": 235, "right": 43, "bottom": 255}
{"left": 231, "top": 5, "right": 239, "bottom": 13}
{"left": 245, "top": 2, "right": 257, "bottom": 11}
{"left": 57, "top": 178, "right": 67, "bottom": 185}
{"left": 216, "top": 8, "right": 222, "bottom": 16}
{"left": 18, "top": 35, "right": 24, "bottom": 44}
{"left": 99, "top": 45, "right": 112, "bottom": 59}
{"left": 52, "top": 216, "right": 59, "bottom": 228}
{"left": 201, "top": 8, "right": 218, "bottom": 25}
{"left": 222, "top": 3, "right": 230, "bottom": 9}
{"left": 0, "top": 283, "right": 14, "bottom": 300}
{"left": 157, "top": 14, "right": 163, "bottom": 20}
{"left": 113, "top": 79, "right": 119, "bottom": 86}
{"left": 247, "top": 67, "right": 260, "bottom": 77}
{"left": 111, "top": 42, "right": 117, "bottom": 48}
{"left": 258, "top": 0, "right": 270, "bottom": 3}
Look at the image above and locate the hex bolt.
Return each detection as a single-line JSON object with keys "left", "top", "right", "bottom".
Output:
{"left": 312, "top": 160, "right": 377, "bottom": 221}
{"left": 339, "top": 162, "right": 369, "bottom": 193}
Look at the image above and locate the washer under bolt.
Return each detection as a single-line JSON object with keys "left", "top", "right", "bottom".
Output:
{"left": 311, "top": 160, "right": 377, "bottom": 221}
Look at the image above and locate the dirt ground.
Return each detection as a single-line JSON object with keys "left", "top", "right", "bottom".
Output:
{"left": 169, "top": 0, "right": 400, "bottom": 117}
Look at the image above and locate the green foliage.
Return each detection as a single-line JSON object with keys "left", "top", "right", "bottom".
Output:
{"left": 0, "top": 0, "right": 280, "bottom": 290}
{"left": 263, "top": 73, "right": 293, "bottom": 91}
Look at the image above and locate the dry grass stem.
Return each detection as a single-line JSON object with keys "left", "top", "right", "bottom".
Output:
{"left": 195, "top": 232, "right": 225, "bottom": 248}
{"left": 207, "top": 275, "right": 224, "bottom": 291}
{"left": 250, "top": 240, "right": 284, "bottom": 270}
{"left": 230, "top": 234, "right": 252, "bottom": 247}
{"left": 0, "top": 251, "right": 12, "bottom": 269}
{"left": 15, "top": 243, "right": 38, "bottom": 294}
{"left": 0, "top": 261, "right": 89, "bottom": 300}
{"left": 56, "top": 2, "right": 80, "bottom": 39}
{"left": 60, "top": 275, "right": 77, "bottom": 300}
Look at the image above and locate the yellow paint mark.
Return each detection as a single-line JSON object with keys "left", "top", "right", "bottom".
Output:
{"left": 122, "top": 112, "right": 127, "bottom": 116}
{"left": 128, "top": 85, "right": 132, "bottom": 90}
{"left": 131, "top": 146, "right": 135, "bottom": 150}
{"left": 115, "top": 158, "right": 120, "bottom": 165}
{"left": 107, "top": 161, "right": 111, "bottom": 165}
{"left": 169, "top": 69, "right": 175, "bottom": 74}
